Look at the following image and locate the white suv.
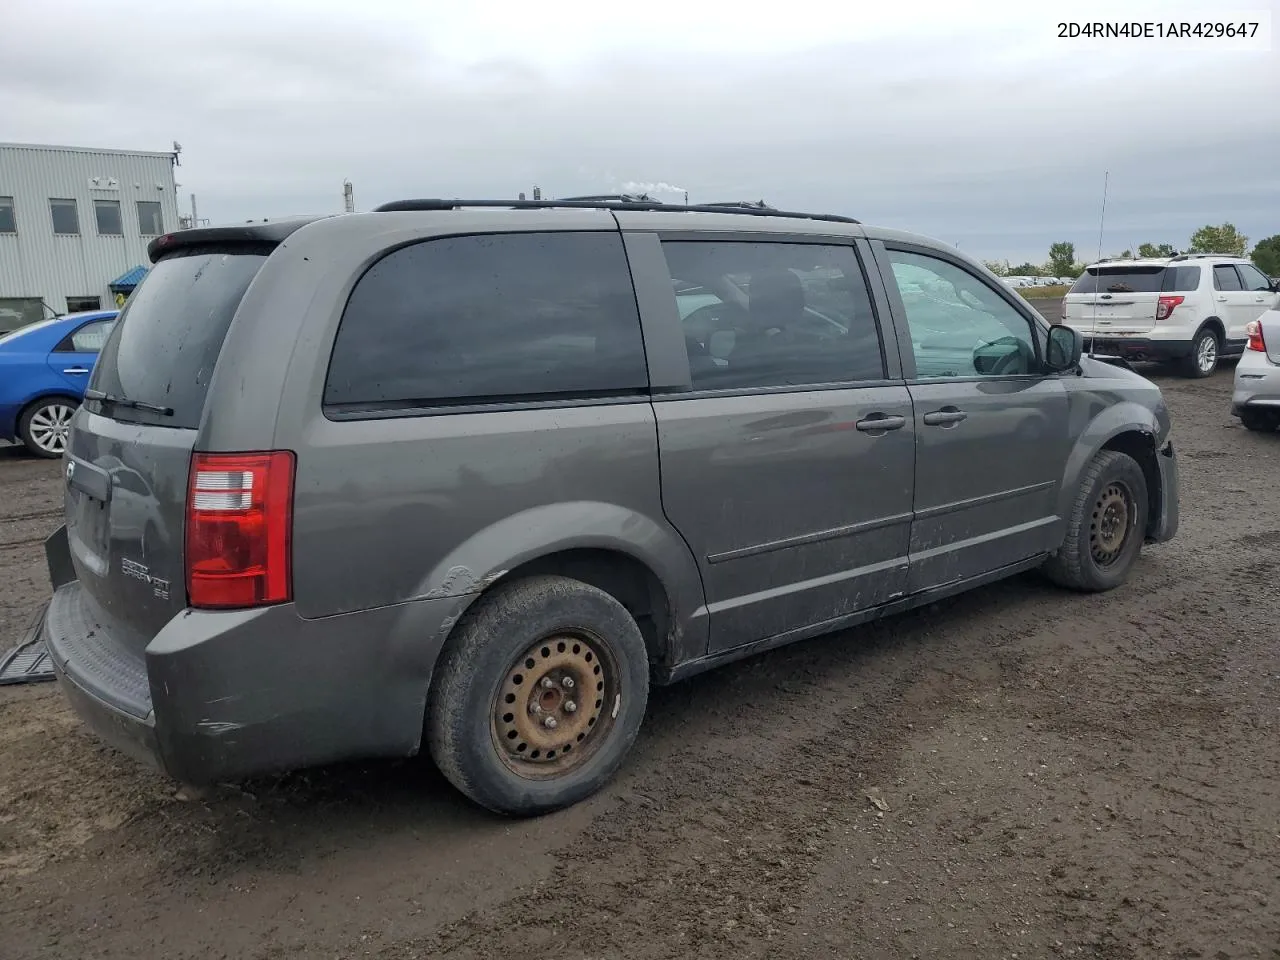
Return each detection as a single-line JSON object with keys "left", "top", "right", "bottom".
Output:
{"left": 1062, "top": 254, "right": 1280, "bottom": 377}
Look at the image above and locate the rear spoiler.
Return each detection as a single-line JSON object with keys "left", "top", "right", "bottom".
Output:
{"left": 146, "top": 216, "right": 330, "bottom": 263}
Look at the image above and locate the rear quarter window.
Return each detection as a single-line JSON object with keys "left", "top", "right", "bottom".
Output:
{"left": 89, "top": 250, "right": 268, "bottom": 428}
{"left": 324, "top": 232, "right": 648, "bottom": 411}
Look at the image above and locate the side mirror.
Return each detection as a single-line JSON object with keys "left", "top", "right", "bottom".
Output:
{"left": 1270, "top": 278, "right": 1280, "bottom": 293}
{"left": 1045, "top": 324, "right": 1083, "bottom": 372}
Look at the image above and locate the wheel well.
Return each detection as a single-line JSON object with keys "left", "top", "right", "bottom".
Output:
{"left": 495, "top": 549, "right": 672, "bottom": 666}
{"left": 1199, "top": 317, "right": 1225, "bottom": 341}
{"left": 19, "top": 393, "right": 80, "bottom": 420}
{"left": 1102, "top": 430, "right": 1161, "bottom": 537}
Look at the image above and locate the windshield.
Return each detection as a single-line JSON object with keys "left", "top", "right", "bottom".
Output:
{"left": 88, "top": 250, "right": 268, "bottom": 428}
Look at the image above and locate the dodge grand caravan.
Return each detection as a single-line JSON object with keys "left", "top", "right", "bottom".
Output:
{"left": 36, "top": 198, "right": 1179, "bottom": 816}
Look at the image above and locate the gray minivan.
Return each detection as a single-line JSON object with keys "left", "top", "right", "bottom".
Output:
{"left": 37, "top": 199, "right": 1179, "bottom": 816}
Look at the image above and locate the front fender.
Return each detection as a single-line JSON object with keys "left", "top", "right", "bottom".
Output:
{"left": 1057, "top": 400, "right": 1163, "bottom": 524}
{"left": 415, "top": 500, "right": 708, "bottom": 661}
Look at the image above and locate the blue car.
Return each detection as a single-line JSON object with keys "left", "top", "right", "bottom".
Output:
{"left": 0, "top": 310, "right": 118, "bottom": 458}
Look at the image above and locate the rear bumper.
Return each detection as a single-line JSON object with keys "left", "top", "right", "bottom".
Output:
{"left": 1148, "top": 440, "right": 1179, "bottom": 544}
{"left": 1082, "top": 337, "right": 1191, "bottom": 363}
{"left": 42, "top": 529, "right": 475, "bottom": 784}
{"left": 1230, "top": 350, "right": 1280, "bottom": 415}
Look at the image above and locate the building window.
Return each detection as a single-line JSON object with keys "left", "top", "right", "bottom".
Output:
{"left": 0, "top": 298, "right": 47, "bottom": 333}
{"left": 94, "top": 200, "right": 123, "bottom": 236}
{"left": 0, "top": 196, "right": 15, "bottom": 233}
{"left": 67, "top": 296, "right": 102, "bottom": 313}
{"left": 50, "top": 198, "right": 80, "bottom": 235}
{"left": 136, "top": 200, "right": 163, "bottom": 235}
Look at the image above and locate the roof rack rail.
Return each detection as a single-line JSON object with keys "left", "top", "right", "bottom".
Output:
{"left": 1168, "top": 252, "right": 1229, "bottom": 261}
{"left": 556, "top": 193, "right": 658, "bottom": 203}
{"left": 704, "top": 200, "right": 774, "bottom": 210}
{"left": 371, "top": 198, "right": 859, "bottom": 225}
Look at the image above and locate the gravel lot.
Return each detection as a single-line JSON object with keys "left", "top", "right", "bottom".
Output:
{"left": 2, "top": 352, "right": 1277, "bottom": 959}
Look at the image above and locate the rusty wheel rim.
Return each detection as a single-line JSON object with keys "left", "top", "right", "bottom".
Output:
{"left": 1090, "top": 481, "right": 1133, "bottom": 567}
{"left": 492, "top": 633, "right": 618, "bottom": 779}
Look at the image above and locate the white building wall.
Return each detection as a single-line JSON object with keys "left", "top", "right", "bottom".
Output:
{"left": 0, "top": 142, "right": 182, "bottom": 316}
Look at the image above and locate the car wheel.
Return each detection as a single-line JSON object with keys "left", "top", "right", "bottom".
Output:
{"left": 427, "top": 574, "right": 650, "bottom": 817}
{"left": 18, "top": 397, "right": 78, "bottom": 458}
{"left": 1043, "top": 449, "right": 1149, "bottom": 592}
{"left": 1182, "top": 327, "right": 1219, "bottom": 378}
{"left": 1239, "top": 408, "right": 1279, "bottom": 432}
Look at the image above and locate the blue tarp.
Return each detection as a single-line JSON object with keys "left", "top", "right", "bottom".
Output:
{"left": 108, "top": 265, "right": 148, "bottom": 292}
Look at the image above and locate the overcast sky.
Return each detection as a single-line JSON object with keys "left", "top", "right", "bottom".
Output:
{"left": 3, "top": 0, "right": 1276, "bottom": 263}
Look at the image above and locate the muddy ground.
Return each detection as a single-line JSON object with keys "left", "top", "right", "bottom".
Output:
{"left": 1, "top": 362, "right": 1277, "bottom": 960}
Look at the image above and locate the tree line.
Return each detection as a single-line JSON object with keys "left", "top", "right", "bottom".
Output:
{"left": 984, "top": 224, "right": 1280, "bottom": 280}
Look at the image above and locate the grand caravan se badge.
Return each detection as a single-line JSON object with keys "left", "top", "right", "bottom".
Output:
{"left": 121, "top": 558, "right": 171, "bottom": 601}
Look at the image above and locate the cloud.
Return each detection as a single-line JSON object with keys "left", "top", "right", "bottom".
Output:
{"left": 1, "top": 0, "right": 1276, "bottom": 262}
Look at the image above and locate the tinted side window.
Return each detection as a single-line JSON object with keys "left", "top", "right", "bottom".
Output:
{"left": 887, "top": 249, "right": 1038, "bottom": 379}
{"left": 325, "top": 233, "right": 647, "bottom": 409}
{"left": 660, "top": 241, "right": 884, "bottom": 389}
{"left": 1162, "top": 266, "right": 1201, "bottom": 292}
{"left": 1213, "top": 265, "right": 1243, "bottom": 291}
{"left": 1237, "top": 263, "right": 1273, "bottom": 292}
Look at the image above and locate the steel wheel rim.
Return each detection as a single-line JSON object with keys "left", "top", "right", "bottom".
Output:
{"left": 1090, "top": 480, "right": 1135, "bottom": 567}
{"left": 1197, "top": 335, "right": 1217, "bottom": 372}
{"left": 28, "top": 403, "right": 75, "bottom": 454}
{"left": 492, "top": 631, "right": 620, "bottom": 780}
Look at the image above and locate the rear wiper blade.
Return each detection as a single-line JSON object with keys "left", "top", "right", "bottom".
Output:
{"left": 84, "top": 388, "right": 174, "bottom": 416}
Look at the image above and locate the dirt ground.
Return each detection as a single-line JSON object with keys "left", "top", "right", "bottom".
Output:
{"left": 2, "top": 361, "right": 1278, "bottom": 960}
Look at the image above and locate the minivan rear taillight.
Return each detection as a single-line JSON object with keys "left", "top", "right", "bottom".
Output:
{"left": 186, "top": 451, "right": 295, "bottom": 609}
{"left": 1246, "top": 320, "right": 1267, "bottom": 352}
{"left": 1156, "top": 295, "right": 1184, "bottom": 321}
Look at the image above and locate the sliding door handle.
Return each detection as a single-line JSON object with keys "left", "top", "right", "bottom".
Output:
{"left": 922, "top": 409, "right": 968, "bottom": 426}
{"left": 855, "top": 413, "right": 907, "bottom": 433}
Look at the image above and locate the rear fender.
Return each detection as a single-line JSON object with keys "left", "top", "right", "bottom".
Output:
{"left": 414, "top": 501, "right": 708, "bottom": 665}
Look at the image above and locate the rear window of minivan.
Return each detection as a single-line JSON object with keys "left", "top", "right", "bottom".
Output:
{"left": 88, "top": 249, "right": 268, "bottom": 428}
{"left": 1069, "top": 265, "right": 1200, "bottom": 295}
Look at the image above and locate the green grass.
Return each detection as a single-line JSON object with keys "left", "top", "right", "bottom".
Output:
{"left": 1016, "top": 285, "right": 1068, "bottom": 299}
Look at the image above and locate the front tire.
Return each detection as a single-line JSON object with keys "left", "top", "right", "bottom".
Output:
{"left": 1043, "top": 450, "right": 1149, "bottom": 592}
{"left": 427, "top": 575, "right": 650, "bottom": 817}
{"left": 18, "top": 397, "right": 78, "bottom": 458}
{"left": 1182, "top": 327, "right": 1219, "bottom": 379}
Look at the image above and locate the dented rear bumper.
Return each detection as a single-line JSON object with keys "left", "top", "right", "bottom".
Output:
{"left": 42, "top": 526, "right": 473, "bottom": 784}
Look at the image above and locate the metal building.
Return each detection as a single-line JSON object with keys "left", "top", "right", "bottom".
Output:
{"left": 0, "top": 142, "right": 182, "bottom": 332}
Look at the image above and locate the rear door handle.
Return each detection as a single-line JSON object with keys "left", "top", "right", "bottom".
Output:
{"left": 1217, "top": 296, "right": 1229, "bottom": 302}
{"left": 923, "top": 409, "right": 968, "bottom": 426}
{"left": 62, "top": 367, "right": 90, "bottom": 374}
{"left": 855, "top": 413, "right": 906, "bottom": 433}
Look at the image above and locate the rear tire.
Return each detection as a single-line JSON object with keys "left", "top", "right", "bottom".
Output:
{"left": 18, "top": 397, "right": 78, "bottom": 459}
{"left": 1043, "top": 450, "right": 1149, "bottom": 592}
{"left": 427, "top": 575, "right": 650, "bottom": 817}
{"left": 1239, "top": 408, "right": 1279, "bottom": 433}
{"left": 1182, "top": 327, "right": 1219, "bottom": 379}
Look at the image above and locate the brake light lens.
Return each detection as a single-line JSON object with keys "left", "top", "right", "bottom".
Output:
{"left": 186, "top": 451, "right": 295, "bottom": 609}
{"left": 1155, "top": 295, "right": 1184, "bottom": 321}
{"left": 1246, "top": 320, "right": 1266, "bottom": 352}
